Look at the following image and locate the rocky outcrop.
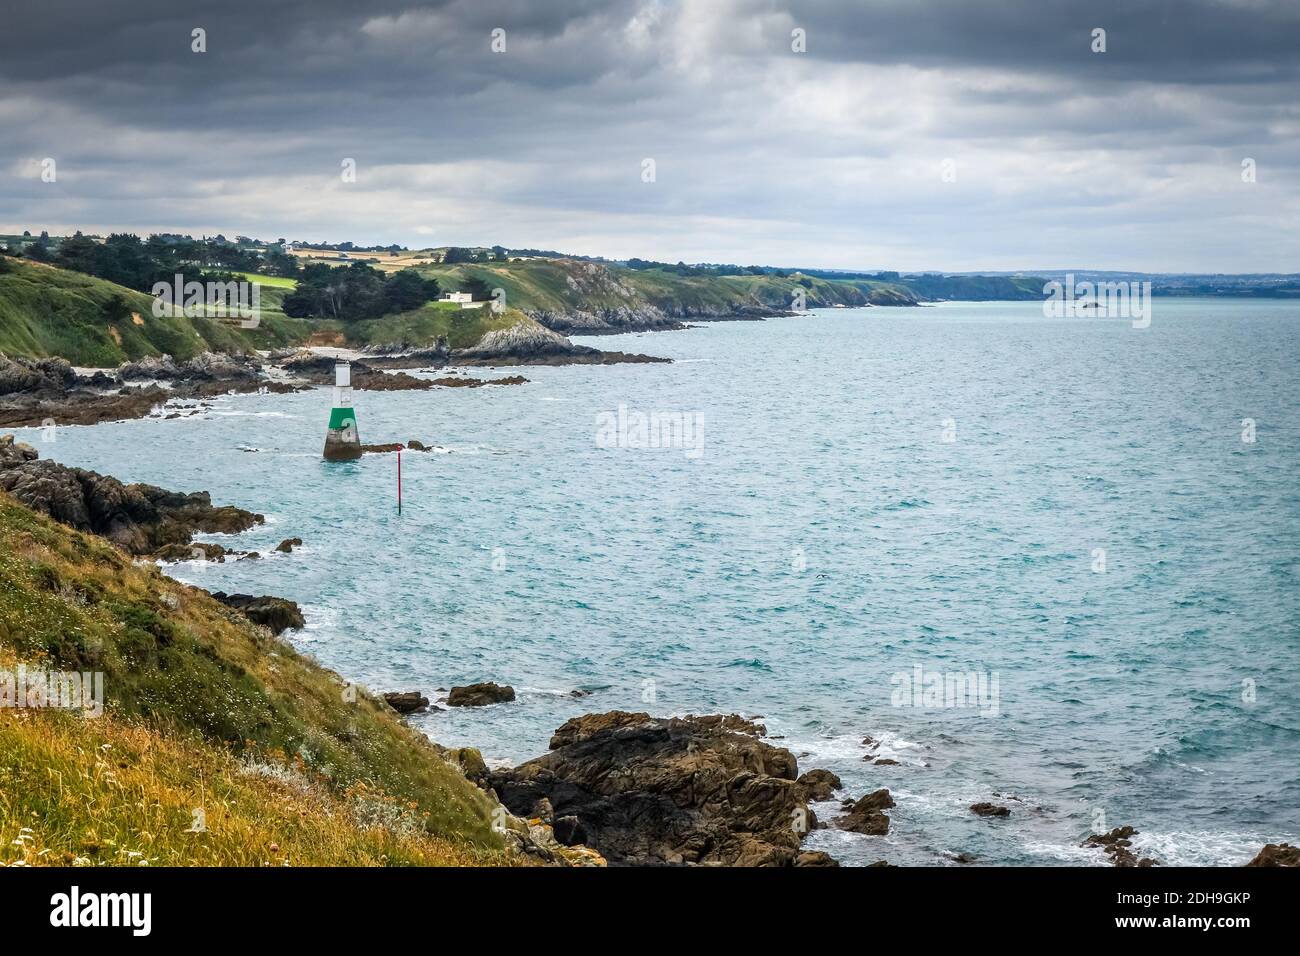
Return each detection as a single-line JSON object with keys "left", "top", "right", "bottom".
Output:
{"left": 383, "top": 691, "right": 430, "bottom": 714}
{"left": 210, "top": 592, "right": 305, "bottom": 635}
{"left": 274, "top": 352, "right": 466, "bottom": 392}
{"left": 797, "top": 768, "right": 843, "bottom": 802}
{"left": 119, "top": 352, "right": 260, "bottom": 384}
{"left": 0, "top": 436, "right": 262, "bottom": 555}
{"left": 1244, "top": 843, "right": 1300, "bottom": 867}
{"left": 446, "top": 682, "right": 516, "bottom": 707}
{"left": 971, "top": 802, "right": 1010, "bottom": 817}
{"left": 0, "top": 354, "right": 78, "bottom": 396}
{"left": 486, "top": 711, "right": 814, "bottom": 866}
{"left": 361, "top": 341, "right": 452, "bottom": 369}
{"left": 1082, "top": 826, "right": 1159, "bottom": 867}
{"left": 118, "top": 355, "right": 183, "bottom": 381}
{"left": 836, "top": 788, "right": 894, "bottom": 835}
{"left": 528, "top": 306, "right": 687, "bottom": 335}
{"left": 0, "top": 350, "right": 287, "bottom": 429}
{"left": 275, "top": 537, "right": 302, "bottom": 553}
{"left": 452, "top": 322, "right": 667, "bottom": 367}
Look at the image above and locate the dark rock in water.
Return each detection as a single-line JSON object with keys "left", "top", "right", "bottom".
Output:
{"left": 153, "top": 541, "right": 234, "bottom": 562}
{"left": 867, "top": 859, "right": 893, "bottom": 867}
{"left": 362, "top": 440, "right": 433, "bottom": 454}
{"left": 1082, "top": 826, "right": 1159, "bottom": 867}
{"left": 836, "top": 788, "right": 894, "bottom": 835}
{"left": 0, "top": 437, "right": 262, "bottom": 555}
{"left": 971, "top": 802, "right": 1010, "bottom": 817}
{"left": 797, "top": 768, "right": 843, "bottom": 802}
{"left": 952, "top": 852, "right": 977, "bottom": 864}
{"left": 383, "top": 691, "right": 430, "bottom": 714}
{"left": 794, "top": 851, "right": 839, "bottom": 867}
{"left": 429, "top": 375, "right": 528, "bottom": 388}
{"left": 486, "top": 711, "right": 809, "bottom": 866}
{"left": 210, "top": 592, "right": 305, "bottom": 635}
{"left": 275, "top": 537, "right": 302, "bottom": 553}
{"left": 1244, "top": 843, "right": 1300, "bottom": 867}
{"left": 553, "top": 815, "right": 587, "bottom": 847}
{"left": 447, "top": 682, "right": 516, "bottom": 707}
{"left": 353, "top": 370, "right": 434, "bottom": 392}
{"left": 870, "top": 757, "right": 900, "bottom": 765}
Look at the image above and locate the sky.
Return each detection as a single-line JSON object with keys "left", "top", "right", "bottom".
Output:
{"left": 1, "top": 0, "right": 1297, "bottom": 272}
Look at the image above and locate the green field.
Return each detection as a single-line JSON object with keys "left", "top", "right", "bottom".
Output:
{"left": 237, "top": 272, "right": 298, "bottom": 289}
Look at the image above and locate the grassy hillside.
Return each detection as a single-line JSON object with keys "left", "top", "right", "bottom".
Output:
{"left": 899, "top": 273, "right": 1044, "bottom": 300}
{"left": 0, "top": 260, "right": 310, "bottom": 366}
{"left": 410, "top": 258, "right": 917, "bottom": 325}
{"left": 0, "top": 492, "right": 511, "bottom": 866}
{"left": 313, "top": 300, "right": 522, "bottom": 350}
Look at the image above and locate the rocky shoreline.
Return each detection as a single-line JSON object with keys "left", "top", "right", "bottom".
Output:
{"left": 2, "top": 435, "right": 1293, "bottom": 867}
{"left": 0, "top": 327, "right": 667, "bottom": 429}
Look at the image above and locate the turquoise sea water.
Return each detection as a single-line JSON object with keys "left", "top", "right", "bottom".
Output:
{"left": 19, "top": 300, "right": 1299, "bottom": 866}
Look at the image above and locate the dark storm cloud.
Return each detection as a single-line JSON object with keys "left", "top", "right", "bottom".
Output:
{"left": 787, "top": 0, "right": 1300, "bottom": 85}
{"left": 0, "top": 0, "right": 1296, "bottom": 270}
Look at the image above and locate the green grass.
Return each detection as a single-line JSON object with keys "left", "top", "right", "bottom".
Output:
{"left": 334, "top": 301, "right": 522, "bottom": 349}
{"left": 236, "top": 272, "right": 298, "bottom": 290}
{"left": 0, "top": 494, "right": 512, "bottom": 866}
{"left": 0, "top": 261, "right": 310, "bottom": 365}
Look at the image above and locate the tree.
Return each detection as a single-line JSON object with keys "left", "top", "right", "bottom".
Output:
{"left": 460, "top": 276, "right": 492, "bottom": 301}
{"left": 54, "top": 234, "right": 102, "bottom": 274}
{"left": 382, "top": 269, "right": 440, "bottom": 312}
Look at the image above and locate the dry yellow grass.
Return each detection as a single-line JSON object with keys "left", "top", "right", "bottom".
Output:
{"left": 0, "top": 494, "right": 518, "bottom": 866}
{"left": 0, "top": 709, "right": 514, "bottom": 867}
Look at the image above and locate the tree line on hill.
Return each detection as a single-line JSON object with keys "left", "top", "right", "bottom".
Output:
{"left": 281, "top": 262, "right": 445, "bottom": 321}
{"left": 0, "top": 231, "right": 462, "bottom": 322}
{"left": 7, "top": 232, "right": 302, "bottom": 290}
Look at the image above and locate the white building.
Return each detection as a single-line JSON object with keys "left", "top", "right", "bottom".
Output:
{"left": 441, "top": 291, "right": 479, "bottom": 308}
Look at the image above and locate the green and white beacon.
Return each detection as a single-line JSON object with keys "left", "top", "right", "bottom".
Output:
{"left": 323, "top": 360, "right": 362, "bottom": 460}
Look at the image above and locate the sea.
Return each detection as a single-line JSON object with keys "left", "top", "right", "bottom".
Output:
{"left": 16, "top": 298, "right": 1299, "bottom": 866}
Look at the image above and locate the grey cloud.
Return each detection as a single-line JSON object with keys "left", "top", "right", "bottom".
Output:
{"left": 0, "top": 0, "right": 1296, "bottom": 271}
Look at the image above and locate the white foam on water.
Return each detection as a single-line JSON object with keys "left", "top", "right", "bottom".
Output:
{"left": 1130, "top": 829, "right": 1274, "bottom": 867}
{"left": 517, "top": 685, "right": 581, "bottom": 698}
{"left": 207, "top": 410, "right": 298, "bottom": 419}
{"left": 300, "top": 605, "right": 340, "bottom": 642}
{"left": 1021, "top": 840, "right": 1103, "bottom": 865}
